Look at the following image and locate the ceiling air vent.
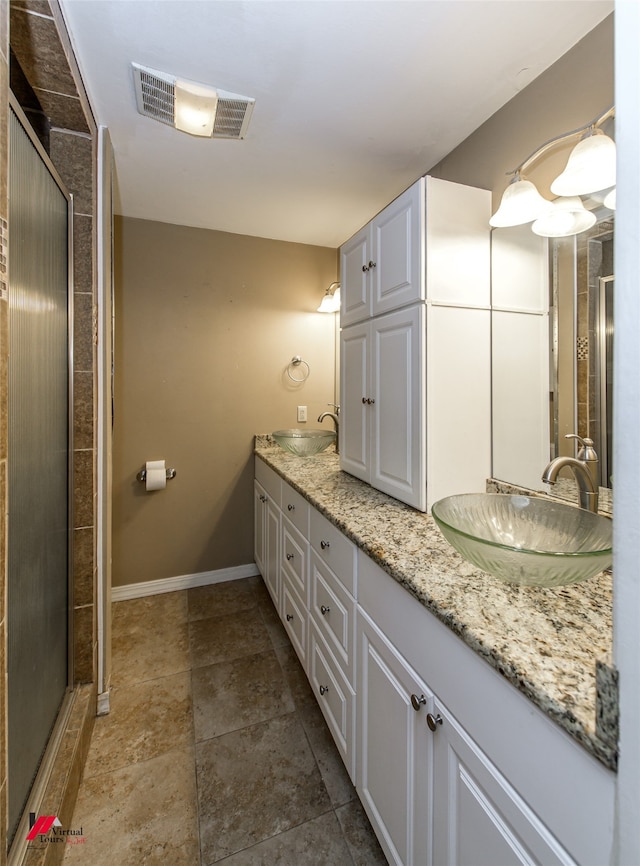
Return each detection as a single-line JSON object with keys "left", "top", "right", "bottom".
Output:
{"left": 132, "top": 62, "right": 255, "bottom": 140}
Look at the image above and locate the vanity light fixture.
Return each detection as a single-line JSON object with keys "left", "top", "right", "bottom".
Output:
{"left": 490, "top": 106, "right": 615, "bottom": 232}
{"left": 317, "top": 281, "right": 341, "bottom": 313}
{"left": 603, "top": 188, "right": 616, "bottom": 210}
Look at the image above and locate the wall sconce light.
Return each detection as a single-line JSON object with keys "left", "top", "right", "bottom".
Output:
{"left": 317, "top": 281, "right": 341, "bottom": 313}
{"left": 490, "top": 106, "right": 615, "bottom": 236}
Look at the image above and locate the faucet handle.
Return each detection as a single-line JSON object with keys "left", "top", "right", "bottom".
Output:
{"left": 327, "top": 402, "right": 340, "bottom": 415}
{"left": 565, "top": 434, "right": 598, "bottom": 463}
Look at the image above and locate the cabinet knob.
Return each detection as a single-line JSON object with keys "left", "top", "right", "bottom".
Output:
{"left": 362, "top": 397, "right": 368, "bottom": 404}
{"left": 320, "top": 540, "right": 330, "bottom": 550}
{"left": 320, "top": 605, "right": 330, "bottom": 616}
{"left": 426, "top": 713, "right": 443, "bottom": 732}
{"left": 319, "top": 685, "right": 329, "bottom": 696}
{"left": 410, "top": 693, "right": 426, "bottom": 711}
{"left": 260, "top": 494, "right": 267, "bottom": 502}
{"left": 286, "top": 613, "right": 294, "bottom": 622}
{"left": 368, "top": 260, "right": 377, "bottom": 269}
{"left": 362, "top": 264, "right": 369, "bottom": 272}
{"left": 286, "top": 553, "right": 294, "bottom": 561}
{"left": 368, "top": 398, "right": 375, "bottom": 405}
{"left": 287, "top": 503, "right": 295, "bottom": 511}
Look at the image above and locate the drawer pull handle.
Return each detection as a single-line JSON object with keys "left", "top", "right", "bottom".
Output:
{"left": 410, "top": 694, "right": 426, "bottom": 712}
{"left": 286, "top": 614, "right": 293, "bottom": 622}
{"left": 320, "top": 605, "right": 330, "bottom": 616}
{"left": 426, "top": 713, "right": 443, "bottom": 732}
{"left": 286, "top": 553, "right": 294, "bottom": 561}
{"left": 320, "top": 540, "right": 330, "bottom": 550}
{"left": 368, "top": 260, "right": 377, "bottom": 269}
{"left": 287, "top": 504, "right": 295, "bottom": 511}
{"left": 319, "top": 685, "right": 329, "bottom": 696}
{"left": 260, "top": 494, "right": 267, "bottom": 502}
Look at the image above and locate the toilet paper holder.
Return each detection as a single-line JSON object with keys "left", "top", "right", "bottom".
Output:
{"left": 136, "top": 466, "right": 177, "bottom": 483}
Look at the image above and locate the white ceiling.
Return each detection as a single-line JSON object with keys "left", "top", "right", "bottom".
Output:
{"left": 59, "top": 0, "right": 613, "bottom": 248}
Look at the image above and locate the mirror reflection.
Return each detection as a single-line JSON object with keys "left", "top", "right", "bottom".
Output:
{"left": 491, "top": 210, "right": 614, "bottom": 495}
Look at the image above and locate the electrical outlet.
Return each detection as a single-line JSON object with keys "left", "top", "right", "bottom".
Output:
{"left": 297, "top": 405, "right": 307, "bottom": 423}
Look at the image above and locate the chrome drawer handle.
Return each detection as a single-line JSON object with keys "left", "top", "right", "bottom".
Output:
{"left": 287, "top": 503, "right": 295, "bottom": 511}
{"left": 319, "top": 685, "right": 329, "bottom": 696}
{"left": 286, "top": 553, "right": 294, "bottom": 561}
{"left": 320, "top": 605, "right": 330, "bottom": 616}
{"left": 426, "top": 713, "right": 443, "bottom": 732}
{"left": 411, "top": 694, "right": 426, "bottom": 712}
{"left": 320, "top": 540, "right": 330, "bottom": 550}
{"left": 259, "top": 494, "right": 267, "bottom": 502}
{"left": 286, "top": 613, "right": 293, "bottom": 622}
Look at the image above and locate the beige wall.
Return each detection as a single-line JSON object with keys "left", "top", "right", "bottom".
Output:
{"left": 113, "top": 217, "right": 338, "bottom": 587}
{"left": 429, "top": 15, "right": 614, "bottom": 207}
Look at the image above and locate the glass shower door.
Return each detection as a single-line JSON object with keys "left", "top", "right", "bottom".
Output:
{"left": 7, "top": 105, "right": 72, "bottom": 843}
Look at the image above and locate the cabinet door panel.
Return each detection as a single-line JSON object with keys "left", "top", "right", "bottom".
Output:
{"left": 264, "top": 498, "right": 280, "bottom": 610}
{"left": 253, "top": 481, "right": 267, "bottom": 578}
{"left": 371, "top": 305, "right": 426, "bottom": 511}
{"left": 340, "top": 321, "right": 370, "bottom": 482}
{"left": 357, "top": 611, "right": 432, "bottom": 866}
{"left": 341, "top": 226, "right": 370, "bottom": 326}
{"left": 433, "top": 700, "right": 576, "bottom": 866}
{"left": 372, "top": 180, "right": 424, "bottom": 316}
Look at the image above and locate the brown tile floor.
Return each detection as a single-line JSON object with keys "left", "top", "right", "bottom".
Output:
{"left": 63, "top": 577, "right": 387, "bottom": 865}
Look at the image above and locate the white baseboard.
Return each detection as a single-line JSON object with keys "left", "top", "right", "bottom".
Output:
{"left": 111, "top": 563, "right": 261, "bottom": 602}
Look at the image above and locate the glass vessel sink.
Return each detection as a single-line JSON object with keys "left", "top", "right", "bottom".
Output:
{"left": 431, "top": 493, "right": 612, "bottom": 587}
{"left": 272, "top": 428, "right": 336, "bottom": 457}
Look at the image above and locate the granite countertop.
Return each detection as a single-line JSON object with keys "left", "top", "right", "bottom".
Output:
{"left": 254, "top": 436, "right": 616, "bottom": 771}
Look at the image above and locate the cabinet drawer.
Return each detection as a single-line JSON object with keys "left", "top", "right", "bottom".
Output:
{"left": 282, "top": 575, "right": 308, "bottom": 670}
{"left": 255, "top": 457, "right": 281, "bottom": 507}
{"left": 281, "top": 519, "right": 308, "bottom": 605}
{"left": 310, "top": 508, "right": 356, "bottom": 596}
{"left": 281, "top": 481, "right": 310, "bottom": 536}
{"left": 309, "top": 623, "right": 355, "bottom": 781}
{"left": 310, "top": 552, "right": 356, "bottom": 684}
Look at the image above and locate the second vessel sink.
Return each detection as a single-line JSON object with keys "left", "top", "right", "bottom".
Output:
{"left": 272, "top": 428, "right": 336, "bottom": 457}
{"left": 431, "top": 493, "right": 612, "bottom": 587}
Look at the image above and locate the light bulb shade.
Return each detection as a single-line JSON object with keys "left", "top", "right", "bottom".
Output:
{"left": 603, "top": 188, "right": 616, "bottom": 210}
{"left": 317, "top": 283, "right": 340, "bottom": 313}
{"left": 531, "top": 196, "right": 597, "bottom": 237}
{"left": 550, "top": 131, "right": 616, "bottom": 196}
{"left": 489, "top": 178, "right": 552, "bottom": 227}
{"left": 174, "top": 80, "right": 218, "bottom": 137}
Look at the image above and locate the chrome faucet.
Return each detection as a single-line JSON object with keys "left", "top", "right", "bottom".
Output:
{"left": 542, "top": 434, "right": 599, "bottom": 513}
{"left": 318, "top": 404, "right": 340, "bottom": 454}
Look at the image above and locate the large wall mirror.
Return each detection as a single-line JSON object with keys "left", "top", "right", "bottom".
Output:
{"left": 491, "top": 208, "right": 614, "bottom": 495}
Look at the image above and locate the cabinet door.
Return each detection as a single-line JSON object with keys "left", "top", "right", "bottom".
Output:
{"left": 432, "top": 699, "right": 576, "bottom": 866}
{"left": 357, "top": 610, "right": 432, "bottom": 866}
{"left": 371, "top": 305, "right": 426, "bottom": 511}
{"left": 371, "top": 179, "right": 424, "bottom": 317}
{"left": 253, "top": 480, "right": 267, "bottom": 578}
{"left": 341, "top": 225, "right": 370, "bottom": 326}
{"left": 264, "top": 497, "right": 280, "bottom": 610}
{"left": 340, "top": 321, "right": 371, "bottom": 483}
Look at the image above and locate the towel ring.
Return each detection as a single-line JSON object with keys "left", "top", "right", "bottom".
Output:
{"left": 287, "top": 355, "right": 310, "bottom": 383}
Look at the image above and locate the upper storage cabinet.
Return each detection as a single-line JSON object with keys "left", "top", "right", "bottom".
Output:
{"left": 340, "top": 180, "right": 425, "bottom": 326}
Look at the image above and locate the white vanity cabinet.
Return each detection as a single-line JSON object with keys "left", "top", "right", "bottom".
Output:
{"left": 357, "top": 550, "right": 614, "bottom": 866}
{"left": 340, "top": 180, "right": 424, "bottom": 327}
{"left": 253, "top": 460, "right": 281, "bottom": 609}
{"left": 339, "top": 175, "right": 492, "bottom": 511}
